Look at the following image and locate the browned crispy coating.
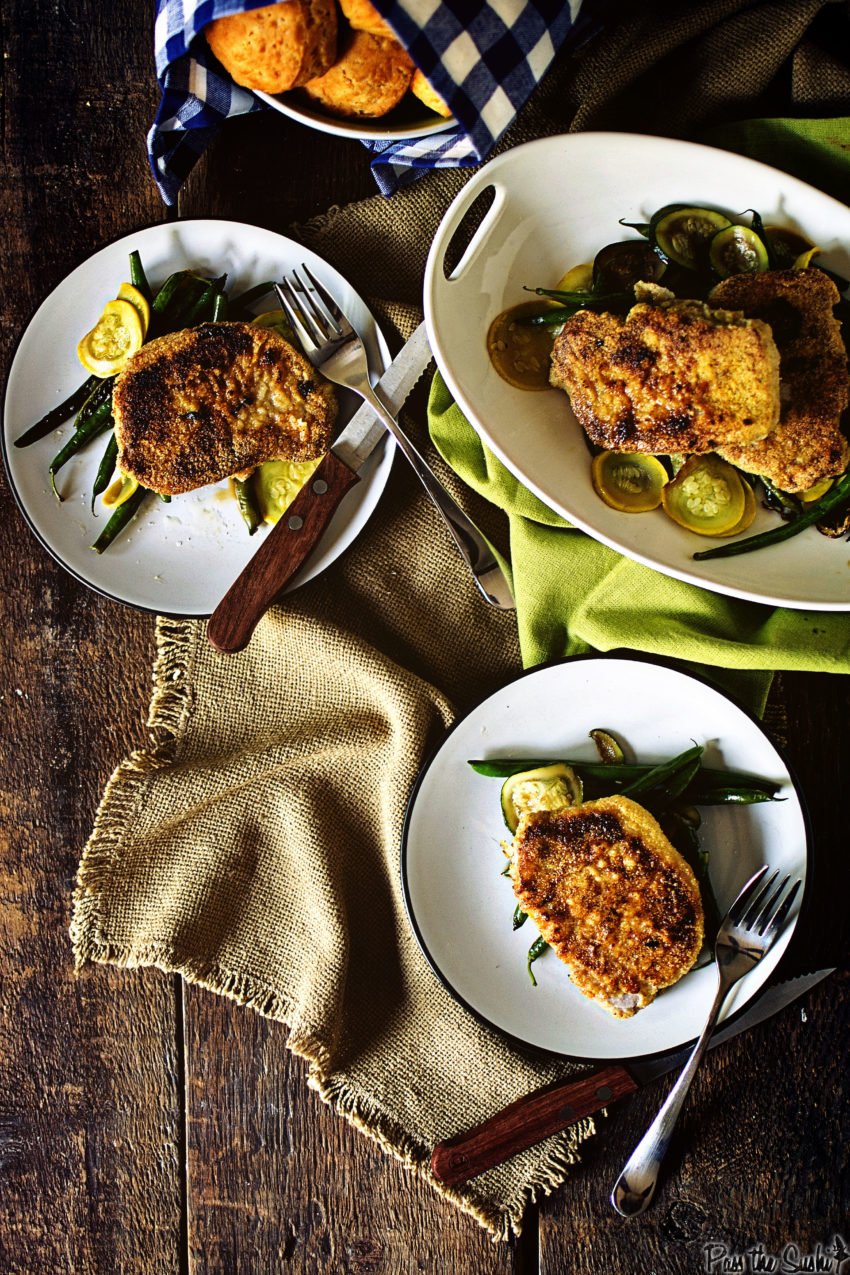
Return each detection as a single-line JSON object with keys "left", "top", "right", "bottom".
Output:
{"left": 113, "top": 322, "right": 336, "bottom": 495}
{"left": 709, "top": 269, "right": 850, "bottom": 492}
{"left": 549, "top": 297, "right": 781, "bottom": 455}
{"left": 511, "top": 796, "right": 704, "bottom": 1018}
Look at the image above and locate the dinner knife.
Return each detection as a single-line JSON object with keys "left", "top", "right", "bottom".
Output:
{"left": 430, "top": 968, "right": 834, "bottom": 1186}
{"left": 207, "top": 323, "right": 434, "bottom": 653}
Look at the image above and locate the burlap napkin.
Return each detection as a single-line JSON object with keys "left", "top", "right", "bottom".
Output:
{"left": 72, "top": 0, "right": 850, "bottom": 1239}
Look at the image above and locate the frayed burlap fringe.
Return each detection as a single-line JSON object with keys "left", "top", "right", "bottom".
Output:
{"left": 71, "top": 616, "right": 595, "bottom": 1241}
{"left": 303, "top": 1061, "right": 596, "bottom": 1242}
{"left": 70, "top": 616, "right": 195, "bottom": 965}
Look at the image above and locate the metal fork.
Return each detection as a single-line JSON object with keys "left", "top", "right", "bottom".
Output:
{"left": 611, "top": 864, "right": 802, "bottom": 1217}
{"left": 275, "top": 268, "right": 514, "bottom": 609}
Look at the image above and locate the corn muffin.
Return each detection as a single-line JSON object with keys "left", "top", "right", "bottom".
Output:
{"left": 302, "top": 29, "right": 413, "bottom": 117}
{"left": 339, "top": 0, "right": 394, "bottom": 40}
{"left": 410, "top": 67, "right": 452, "bottom": 117}
{"left": 205, "top": 0, "right": 337, "bottom": 94}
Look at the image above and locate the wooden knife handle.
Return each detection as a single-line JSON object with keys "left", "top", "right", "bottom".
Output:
{"left": 430, "top": 1064, "right": 638, "bottom": 1186}
{"left": 207, "top": 451, "right": 360, "bottom": 653}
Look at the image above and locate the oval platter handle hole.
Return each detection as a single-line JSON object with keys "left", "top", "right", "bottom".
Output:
{"left": 442, "top": 184, "right": 497, "bottom": 281}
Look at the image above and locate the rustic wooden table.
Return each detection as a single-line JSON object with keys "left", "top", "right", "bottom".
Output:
{"left": 2, "top": 4, "right": 849, "bottom": 1272}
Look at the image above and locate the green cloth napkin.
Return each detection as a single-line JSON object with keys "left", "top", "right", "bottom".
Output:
{"left": 427, "top": 116, "right": 850, "bottom": 716}
{"left": 429, "top": 375, "right": 850, "bottom": 716}
{"left": 703, "top": 117, "right": 850, "bottom": 203}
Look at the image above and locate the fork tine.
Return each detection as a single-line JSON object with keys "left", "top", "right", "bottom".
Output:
{"left": 290, "top": 268, "right": 338, "bottom": 343}
{"left": 749, "top": 873, "right": 790, "bottom": 933}
{"left": 739, "top": 868, "right": 780, "bottom": 928}
{"left": 300, "top": 264, "right": 354, "bottom": 336}
{"left": 290, "top": 271, "right": 333, "bottom": 344}
{"left": 761, "top": 878, "right": 801, "bottom": 939}
{"left": 727, "top": 864, "right": 770, "bottom": 924}
{"left": 298, "top": 264, "right": 346, "bottom": 336}
{"left": 275, "top": 279, "right": 319, "bottom": 352}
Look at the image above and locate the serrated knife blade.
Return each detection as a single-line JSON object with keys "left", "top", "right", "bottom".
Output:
{"left": 430, "top": 968, "right": 834, "bottom": 1185}
{"left": 332, "top": 320, "right": 432, "bottom": 472}
{"left": 207, "top": 322, "right": 434, "bottom": 653}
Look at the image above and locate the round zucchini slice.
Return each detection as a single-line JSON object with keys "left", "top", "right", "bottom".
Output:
{"left": 763, "top": 226, "right": 814, "bottom": 268}
{"left": 799, "top": 475, "right": 834, "bottom": 503}
{"left": 792, "top": 245, "right": 821, "bottom": 270}
{"left": 661, "top": 455, "right": 747, "bottom": 535}
{"left": 591, "top": 451, "right": 668, "bottom": 512}
{"left": 555, "top": 262, "right": 594, "bottom": 293}
{"left": 487, "top": 301, "right": 556, "bottom": 391}
{"left": 589, "top": 728, "right": 625, "bottom": 764}
{"left": 717, "top": 477, "right": 757, "bottom": 537}
{"left": 592, "top": 240, "right": 666, "bottom": 293}
{"left": 709, "top": 225, "right": 769, "bottom": 278}
{"left": 500, "top": 764, "right": 583, "bottom": 833}
{"left": 654, "top": 207, "right": 732, "bottom": 270}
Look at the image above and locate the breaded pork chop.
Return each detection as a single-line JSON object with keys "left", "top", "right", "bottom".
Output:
{"left": 549, "top": 297, "right": 780, "bottom": 454}
{"left": 709, "top": 269, "right": 850, "bottom": 492}
{"left": 113, "top": 322, "right": 337, "bottom": 495}
{"left": 511, "top": 795, "right": 703, "bottom": 1018}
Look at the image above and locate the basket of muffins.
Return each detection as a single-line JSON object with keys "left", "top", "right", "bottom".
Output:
{"left": 205, "top": 0, "right": 455, "bottom": 139}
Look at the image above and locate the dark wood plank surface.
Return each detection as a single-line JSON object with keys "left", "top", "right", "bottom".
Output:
{"left": 0, "top": 4, "right": 182, "bottom": 1273}
{"left": 1, "top": 3, "right": 848, "bottom": 1273}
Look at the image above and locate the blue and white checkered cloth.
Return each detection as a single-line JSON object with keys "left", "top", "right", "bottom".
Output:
{"left": 149, "top": 0, "right": 593, "bottom": 202}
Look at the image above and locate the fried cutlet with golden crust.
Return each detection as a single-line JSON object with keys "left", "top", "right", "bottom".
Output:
{"left": 511, "top": 795, "right": 704, "bottom": 1018}
{"left": 709, "top": 268, "right": 850, "bottom": 493}
{"left": 549, "top": 296, "right": 780, "bottom": 455}
{"left": 113, "top": 322, "right": 336, "bottom": 495}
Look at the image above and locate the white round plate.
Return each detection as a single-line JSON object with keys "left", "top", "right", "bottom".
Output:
{"left": 423, "top": 132, "right": 850, "bottom": 611}
{"left": 2, "top": 219, "right": 394, "bottom": 616}
{"left": 255, "top": 88, "right": 455, "bottom": 141}
{"left": 402, "top": 655, "right": 808, "bottom": 1060}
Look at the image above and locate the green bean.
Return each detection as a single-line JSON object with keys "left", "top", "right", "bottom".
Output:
{"left": 643, "top": 756, "right": 703, "bottom": 813}
{"left": 512, "top": 906, "right": 528, "bottom": 931}
{"left": 91, "top": 485, "right": 149, "bottom": 553}
{"left": 187, "top": 275, "right": 227, "bottom": 326}
{"left": 91, "top": 431, "right": 118, "bottom": 513}
{"left": 50, "top": 403, "right": 113, "bottom": 496}
{"left": 128, "top": 250, "right": 151, "bottom": 301}
{"left": 527, "top": 936, "right": 548, "bottom": 986}
{"left": 661, "top": 813, "right": 721, "bottom": 949}
{"left": 234, "top": 477, "right": 261, "bottom": 535}
{"left": 15, "top": 374, "right": 100, "bottom": 448}
{"left": 212, "top": 290, "right": 228, "bottom": 322}
{"left": 526, "top": 307, "right": 581, "bottom": 326}
{"left": 688, "top": 787, "right": 779, "bottom": 805}
{"left": 684, "top": 768, "right": 779, "bottom": 797}
{"left": 228, "top": 280, "right": 277, "bottom": 316}
{"left": 151, "top": 270, "right": 200, "bottom": 315}
{"left": 149, "top": 271, "right": 212, "bottom": 335}
{"left": 618, "top": 745, "right": 704, "bottom": 799}
{"left": 694, "top": 471, "right": 850, "bottom": 560}
{"left": 527, "top": 286, "right": 629, "bottom": 306}
{"left": 468, "top": 757, "right": 780, "bottom": 802}
{"left": 76, "top": 376, "right": 114, "bottom": 423}
{"left": 470, "top": 758, "right": 593, "bottom": 778}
